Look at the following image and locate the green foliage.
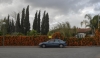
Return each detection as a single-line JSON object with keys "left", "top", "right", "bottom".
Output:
{"left": 21, "top": 8, "right": 25, "bottom": 34}
{"left": 49, "top": 22, "right": 77, "bottom": 37}
{"left": 0, "top": 5, "right": 50, "bottom": 36}
{"left": 11, "top": 20, "right": 15, "bottom": 33}
{"left": 16, "top": 13, "right": 21, "bottom": 32}
{"left": 82, "top": 14, "right": 100, "bottom": 35}
{"left": 1, "top": 15, "right": 15, "bottom": 35}
{"left": 0, "top": 31, "right": 3, "bottom": 36}
{"left": 41, "top": 11, "right": 49, "bottom": 35}
{"left": 11, "top": 32, "right": 24, "bottom": 36}
{"left": 27, "top": 30, "right": 38, "bottom": 36}
{"left": 23, "top": 5, "right": 30, "bottom": 35}
{"left": 33, "top": 11, "right": 38, "bottom": 30}
{"left": 6, "top": 15, "right": 10, "bottom": 34}
{"left": 41, "top": 11, "right": 46, "bottom": 35}
{"left": 37, "top": 10, "right": 41, "bottom": 33}
{"left": 47, "top": 31, "right": 52, "bottom": 36}
{"left": 45, "top": 13, "right": 49, "bottom": 34}
{"left": 91, "top": 15, "right": 99, "bottom": 29}
{"left": 0, "top": 19, "right": 5, "bottom": 34}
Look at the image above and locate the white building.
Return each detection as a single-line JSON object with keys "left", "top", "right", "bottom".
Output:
{"left": 76, "top": 28, "right": 91, "bottom": 38}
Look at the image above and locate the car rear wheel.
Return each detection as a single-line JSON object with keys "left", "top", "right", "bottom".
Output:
{"left": 59, "top": 44, "right": 64, "bottom": 48}
{"left": 42, "top": 44, "right": 46, "bottom": 48}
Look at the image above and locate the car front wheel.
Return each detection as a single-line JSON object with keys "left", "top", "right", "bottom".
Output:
{"left": 42, "top": 44, "right": 46, "bottom": 48}
{"left": 59, "top": 44, "right": 64, "bottom": 48}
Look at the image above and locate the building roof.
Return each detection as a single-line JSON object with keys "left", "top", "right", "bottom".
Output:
{"left": 77, "top": 28, "right": 91, "bottom": 33}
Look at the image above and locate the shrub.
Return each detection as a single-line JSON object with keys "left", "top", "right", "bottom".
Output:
{"left": 52, "top": 32, "right": 64, "bottom": 40}
{"left": 0, "top": 31, "right": 2, "bottom": 36}
{"left": 27, "top": 30, "right": 38, "bottom": 36}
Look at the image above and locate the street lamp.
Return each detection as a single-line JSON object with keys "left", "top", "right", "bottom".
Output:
{"left": 2, "top": 22, "right": 6, "bottom": 46}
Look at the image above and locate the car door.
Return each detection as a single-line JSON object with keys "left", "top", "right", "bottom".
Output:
{"left": 47, "top": 40, "right": 55, "bottom": 47}
{"left": 53, "top": 39, "right": 60, "bottom": 46}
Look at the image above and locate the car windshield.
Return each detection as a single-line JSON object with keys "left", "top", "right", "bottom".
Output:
{"left": 55, "top": 39, "right": 65, "bottom": 43}
{"left": 47, "top": 39, "right": 55, "bottom": 43}
{"left": 46, "top": 39, "right": 65, "bottom": 43}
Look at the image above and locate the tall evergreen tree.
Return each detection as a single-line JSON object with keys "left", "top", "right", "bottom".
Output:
{"left": 37, "top": 10, "right": 41, "bottom": 33}
{"left": 41, "top": 11, "right": 46, "bottom": 35}
{"left": 33, "top": 11, "right": 38, "bottom": 31}
{"left": 21, "top": 8, "right": 25, "bottom": 34}
{"left": 41, "top": 11, "right": 49, "bottom": 35}
{"left": 16, "top": 13, "right": 20, "bottom": 32}
{"left": 23, "top": 5, "right": 30, "bottom": 35}
{"left": 6, "top": 15, "right": 10, "bottom": 34}
{"left": 9, "top": 21, "right": 12, "bottom": 34}
{"left": 2, "top": 17, "right": 7, "bottom": 35}
{"left": 11, "top": 19, "right": 15, "bottom": 33}
{"left": 45, "top": 13, "right": 49, "bottom": 34}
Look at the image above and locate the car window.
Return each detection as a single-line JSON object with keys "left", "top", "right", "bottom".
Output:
{"left": 59, "top": 40, "right": 64, "bottom": 43}
{"left": 57, "top": 39, "right": 64, "bottom": 43}
{"left": 54, "top": 39, "right": 59, "bottom": 43}
{"left": 48, "top": 39, "right": 55, "bottom": 43}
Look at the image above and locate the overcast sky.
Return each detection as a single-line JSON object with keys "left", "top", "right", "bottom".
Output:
{"left": 0, "top": 0, "right": 100, "bottom": 29}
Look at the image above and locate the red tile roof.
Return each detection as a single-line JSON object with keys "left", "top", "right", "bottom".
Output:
{"left": 77, "top": 28, "right": 91, "bottom": 33}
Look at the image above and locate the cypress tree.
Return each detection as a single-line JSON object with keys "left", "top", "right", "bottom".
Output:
{"left": 45, "top": 13, "right": 49, "bottom": 34}
{"left": 37, "top": 10, "right": 41, "bottom": 33}
{"left": 11, "top": 19, "right": 15, "bottom": 33}
{"left": 6, "top": 15, "right": 10, "bottom": 34}
{"left": 21, "top": 8, "right": 25, "bottom": 34}
{"left": 16, "top": 13, "right": 20, "bottom": 32}
{"left": 33, "top": 11, "right": 38, "bottom": 31}
{"left": 41, "top": 11, "right": 49, "bottom": 35}
{"left": 9, "top": 21, "right": 12, "bottom": 34}
{"left": 2, "top": 17, "right": 7, "bottom": 35}
{"left": 23, "top": 5, "right": 30, "bottom": 35}
{"left": 41, "top": 11, "right": 46, "bottom": 35}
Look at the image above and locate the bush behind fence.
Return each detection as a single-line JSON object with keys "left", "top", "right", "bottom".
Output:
{"left": 0, "top": 36, "right": 100, "bottom": 46}
{"left": 0, "top": 35, "right": 48, "bottom": 46}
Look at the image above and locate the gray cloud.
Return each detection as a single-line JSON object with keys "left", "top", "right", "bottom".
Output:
{"left": 89, "top": 0, "right": 100, "bottom": 4}
{"left": 25, "top": 0, "right": 100, "bottom": 16}
{"left": 0, "top": 0, "right": 100, "bottom": 28}
{"left": 0, "top": 0, "right": 13, "bottom": 4}
{"left": 25, "top": 0, "right": 96, "bottom": 14}
{"left": 0, "top": 0, "right": 29, "bottom": 20}
{"left": 88, "top": 0, "right": 100, "bottom": 11}
{"left": 94, "top": 3, "right": 100, "bottom": 11}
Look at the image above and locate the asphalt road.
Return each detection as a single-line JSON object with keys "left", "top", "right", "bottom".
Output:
{"left": 0, "top": 46, "right": 100, "bottom": 58}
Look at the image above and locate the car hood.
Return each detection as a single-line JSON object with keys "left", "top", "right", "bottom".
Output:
{"left": 39, "top": 42, "right": 48, "bottom": 45}
{"left": 42, "top": 42, "right": 48, "bottom": 44}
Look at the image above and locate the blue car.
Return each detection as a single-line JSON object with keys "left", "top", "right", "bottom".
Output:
{"left": 39, "top": 39, "right": 67, "bottom": 48}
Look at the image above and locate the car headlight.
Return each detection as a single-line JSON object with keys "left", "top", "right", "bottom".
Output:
{"left": 39, "top": 43, "right": 42, "bottom": 45}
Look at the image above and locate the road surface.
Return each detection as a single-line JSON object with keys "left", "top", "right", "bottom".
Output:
{"left": 0, "top": 46, "right": 100, "bottom": 58}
